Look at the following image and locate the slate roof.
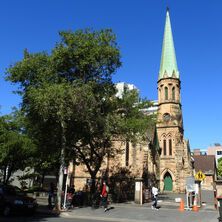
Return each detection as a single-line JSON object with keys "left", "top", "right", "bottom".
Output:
{"left": 193, "top": 155, "right": 216, "bottom": 175}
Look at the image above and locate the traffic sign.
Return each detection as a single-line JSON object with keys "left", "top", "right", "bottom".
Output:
{"left": 195, "top": 170, "right": 206, "bottom": 181}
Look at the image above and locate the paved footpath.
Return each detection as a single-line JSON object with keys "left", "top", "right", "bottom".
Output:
{"left": 60, "top": 203, "right": 219, "bottom": 222}
{"left": 36, "top": 191, "right": 219, "bottom": 222}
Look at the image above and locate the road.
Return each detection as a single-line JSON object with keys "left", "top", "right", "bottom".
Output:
{"left": 0, "top": 216, "right": 101, "bottom": 222}
{"left": 0, "top": 206, "right": 219, "bottom": 222}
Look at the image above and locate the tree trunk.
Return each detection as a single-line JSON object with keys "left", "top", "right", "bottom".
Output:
{"left": 56, "top": 121, "right": 66, "bottom": 211}
{"left": 90, "top": 174, "right": 96, "bottom": 194}
{"left": 57, "top": 152, "right": 64, "bottom": 210}
{"left": 5, "top": 165, "right": 12, "bottom": 184}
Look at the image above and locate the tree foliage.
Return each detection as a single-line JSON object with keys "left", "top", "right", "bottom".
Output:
{"left": 6, "top": 29, "right": 122, "bottom": 201}
{"left": 218, "top": 157, "right": 222, "bottom": 177}
{"left": 115, "top": 88, "right": 155, "bottom": 144}
{"left": 0, "top": 110, "right": 35, "bottom": 184}
{"left": 5, "top": 28, "right": 155, "bottom": 197}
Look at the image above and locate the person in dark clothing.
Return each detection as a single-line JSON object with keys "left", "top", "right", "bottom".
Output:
{"left": 48, "top": 182, "right": 55, "bottom": 209}
{"left": 92, "top": 183, "right": 101, "bottom": 208}
{"left": 68, "top": 185, "right": 75, "bottom": 207}
{"left": 69, "top": 185, "right": 75, "bottom": 194}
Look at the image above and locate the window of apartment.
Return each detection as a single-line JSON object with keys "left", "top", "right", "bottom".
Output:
{"left": 217, "top": 151, "right": 222, "bottom": 155}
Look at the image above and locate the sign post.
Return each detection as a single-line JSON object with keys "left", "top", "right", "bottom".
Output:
{"left": 194, "top": 170, "right": 205, "bottom": 207}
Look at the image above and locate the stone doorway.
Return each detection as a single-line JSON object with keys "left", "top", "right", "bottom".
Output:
{"left": 164, "top": 172, "right": 173, "bottom": 191}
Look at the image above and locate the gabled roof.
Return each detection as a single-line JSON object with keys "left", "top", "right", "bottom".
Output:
{"left": 193, "top": 155, "right": 216, "bottom": 175}
{"left": 159, "top": 9, "right": 179, "bottom": 80}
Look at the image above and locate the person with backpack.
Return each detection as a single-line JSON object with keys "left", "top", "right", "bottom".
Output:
{"left": 100, "top": 181, "right": 109, "bottom": 212}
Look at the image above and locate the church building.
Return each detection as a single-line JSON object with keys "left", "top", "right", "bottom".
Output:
{"left": 72, "top": 9, "right": 193, "bottom": 194}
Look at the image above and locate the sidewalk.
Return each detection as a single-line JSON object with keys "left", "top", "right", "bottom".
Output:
{"left": 60, "top": 202, "right": 218, "bottom": 222}
{"left": 35, "top": 193, "right": 218, "bottom": 222}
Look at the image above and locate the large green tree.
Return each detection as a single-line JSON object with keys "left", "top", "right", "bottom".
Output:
{"left": 6, "top": 28, "right": 121, "bottom": 207}
{"left": 6, "top": 28, "right": 155, "bottom": 207}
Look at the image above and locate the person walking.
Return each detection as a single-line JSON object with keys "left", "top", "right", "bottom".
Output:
{"left": 92, "top": 183, "right": 101, "bottom": 209}
{"left": 100, "top": 181, "right": 109, "bottom": 212}
{"left": 48, "top": 182, "right": 55, "bottom": 209}
{"left": 151, "top": 184, "right": 159, "bottom": 210}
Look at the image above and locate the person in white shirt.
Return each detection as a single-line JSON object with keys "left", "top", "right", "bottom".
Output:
{"left": 151, "top": 185, "right": 159, "bottom": 210}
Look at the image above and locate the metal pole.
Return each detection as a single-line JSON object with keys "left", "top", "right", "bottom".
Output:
{"left": 140, "top": 182, "right": 143, "bottom": 205}
{"left": 63, "top": 171, "right": 68, "bottom": 209}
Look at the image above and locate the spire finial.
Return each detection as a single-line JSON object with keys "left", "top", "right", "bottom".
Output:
{"left": 166, "top": 6, "right": 169, "bottom": 12}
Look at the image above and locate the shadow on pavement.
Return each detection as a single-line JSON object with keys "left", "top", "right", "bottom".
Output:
{"left": 0, "top": 204, "right": 60, "bottom": 222}
{"left": 106, "top": 206, "right": 115, "bottom": 212}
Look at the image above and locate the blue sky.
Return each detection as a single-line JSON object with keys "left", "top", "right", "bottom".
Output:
{"left": 0, "top": 0, "right": 221, "bottom": 149}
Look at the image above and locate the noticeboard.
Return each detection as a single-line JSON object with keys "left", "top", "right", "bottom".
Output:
{"left": 135, "top": 182, "right": 140, "bottom": 191}
{"left": 186, "top": 176, "right": 195, "bottom": 192}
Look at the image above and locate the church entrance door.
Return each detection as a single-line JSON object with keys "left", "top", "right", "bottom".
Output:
{"left": 164, "top": 172, "right": 173, "bottom": 191}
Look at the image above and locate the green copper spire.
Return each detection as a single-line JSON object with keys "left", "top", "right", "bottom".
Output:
{"left": 159, "top": 9, "right": 179, "bottom": 80}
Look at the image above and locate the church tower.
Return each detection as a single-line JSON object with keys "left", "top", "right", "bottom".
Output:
{"left": 156, "top": 9, "right": 193, "bottom": 192}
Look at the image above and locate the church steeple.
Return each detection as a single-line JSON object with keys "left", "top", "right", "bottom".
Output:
{"left": 156, "top": 8, "right": 193, "bottom": 193}
{"left": 159, "top": 8, "right": 179, "bottom": 80}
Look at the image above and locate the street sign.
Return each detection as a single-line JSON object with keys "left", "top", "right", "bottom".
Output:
{"left": 195, "top": 170, "right": 206, "bottom": 181}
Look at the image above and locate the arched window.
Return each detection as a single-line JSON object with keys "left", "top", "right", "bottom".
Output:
{"left": 172, "top": 87, "right": 175, "bottom": 100}
{"left": 163, "top": 139, "right": 167, "bottom": 155}
{"left": 169, "top": 139, "right": 172, "bottom": 156}
{"left": 165, "top": 87, "right": 168, "bottom": 100}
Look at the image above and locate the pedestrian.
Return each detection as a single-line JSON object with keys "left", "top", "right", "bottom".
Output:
{"left": 100, "top": 181, "right": 109, "bottom": 212}
{"left": 48, "top": 182, "right": 55, "bottom": 209}
{"left": 92, "top": 183, "right": 101, "bottom": 209}
{"left": 151, "top": 184, "right": 159, "bottom": 210}
{"left": 69, "top": 185, "right": 75, "bottom": 195}
{"left": 68, "top": 185, "right": 76, "bottom": 207}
